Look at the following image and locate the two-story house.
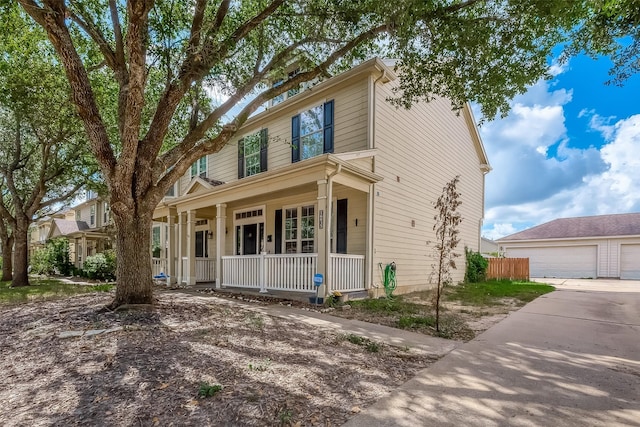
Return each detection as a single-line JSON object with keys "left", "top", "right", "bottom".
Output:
{"left": 34, "top": 190, "right": 112, "bottom": 269}
{"left": 152, "top": 57, "right": 491, "bottom": 297}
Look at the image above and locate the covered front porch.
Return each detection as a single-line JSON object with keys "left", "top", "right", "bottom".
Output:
{"left": 152, "top": 154, "right": 380, "bottom": 297}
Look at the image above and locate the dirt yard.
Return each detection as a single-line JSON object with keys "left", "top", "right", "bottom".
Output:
{"left": 0, "top": 291, "right": 442, "bottom": 426}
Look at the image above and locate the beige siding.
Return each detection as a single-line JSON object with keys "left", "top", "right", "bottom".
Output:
{"left": 372, "top": 82, "right": 486, "bottom": 294}
{"left": 176, "top": 78, "right": 370, "bottom": 196}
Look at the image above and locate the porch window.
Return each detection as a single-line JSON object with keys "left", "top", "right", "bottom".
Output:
{"left": 284, "top": 204, "right": 315, "bottom": 253}
{"left": 195, "top": 230, "right": 208, "bottom": 258}
{"left": 238, "top": 129, "right": 268, "bottom": 179}
{"left": 190, "top": 156, "right": 207, "bottom": 178}
{"left": 291, "top": 100, "right": 334, "bottom": 163}
{"left": 90, "top": 205, "right": 96, "bottom": 227}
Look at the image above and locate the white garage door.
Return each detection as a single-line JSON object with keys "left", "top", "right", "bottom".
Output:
{"left": 507, "top": 246, "right": 597, "bottom": 279}
{"left": 620, "top": 245, "right": 640, "bottom": 280}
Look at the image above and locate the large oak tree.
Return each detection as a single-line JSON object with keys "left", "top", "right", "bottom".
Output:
{"left": 16, "top": 0, "right": 591, "bottom": 307}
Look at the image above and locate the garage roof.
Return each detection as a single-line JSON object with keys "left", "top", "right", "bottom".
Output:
{"left": 499, "top": 213, "right": 640, "bottom": 241}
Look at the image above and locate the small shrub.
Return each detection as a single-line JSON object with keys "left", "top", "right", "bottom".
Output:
{"left": 465, "top": 247, "right": 488, "bottom": 283}
{"left": 30, "top": 238, "right": 73, "bottom": 275}
{"left": 278, "top": 408, "right": 293, "bottom": 425}
{"left": 198, "top": 382, "right": 222, "bottom": 398}
{"left": 83, "top": 250, "right": 116, "bottom": 281}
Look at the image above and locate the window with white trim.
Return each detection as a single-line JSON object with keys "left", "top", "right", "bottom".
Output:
{"left": 284, "top": 204, "right": 315, "bottom": 253}
{"left": 300, "top": 106, "right": 324, "bottom": 160}
{"left": 243, "top": 132, "right": 261, "bottom": 177}
{"left": 90, "top": 205, "right": 96, "bottom": 227}
{"left": 103, "top": 202, "right": 109, "bottom": 225}
{"left": 190, "top": 156, "right": 207, "bottom": 178}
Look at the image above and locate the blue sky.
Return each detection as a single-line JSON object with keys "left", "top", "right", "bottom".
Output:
{"left": 478, "top": 54, "right": 640, "bottom": 240}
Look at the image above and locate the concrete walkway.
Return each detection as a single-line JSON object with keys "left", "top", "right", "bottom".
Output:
{"left": 343, "top": 280, "right": 640, "bottom": 427}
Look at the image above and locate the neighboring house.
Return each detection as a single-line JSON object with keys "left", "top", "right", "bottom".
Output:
{"left": 497, "top": 213, "right": 640, "bottom": 279}
{"left": 152, "top": 57, "right": 491, "bottom": 297}
{"left": 29, "top": 212, "right": 66, "bottom": 259}
{"left": 480, "top": 237, "right": 499, "bottom": 255}
{"left": 31, "top": 190, "right": 113, "bottom": 269}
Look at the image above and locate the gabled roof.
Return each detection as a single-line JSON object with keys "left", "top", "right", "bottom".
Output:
{"left": 184, "top": 176, "right": 226, "bottom": 195}
{"left": 50, "top": 219, "right": 90, "bottom": 237}
{"left": 499, "top": 213, "right": 640, "bottom": 241}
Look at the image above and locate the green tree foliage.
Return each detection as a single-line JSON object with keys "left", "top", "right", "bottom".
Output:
{"left": 15, "top": 0, "right": 594, "bottom": 306}
{"left": 465, "top": 247, "right": 488, "bottom": 283}
{"left": 431, "top": 175, "right": 462, "bottom": 333}
{"left": 568, "top": 0, "right": 640, "bottom": 84}
{"left": 0, "top": 4, "right": 97, "bottom": 287}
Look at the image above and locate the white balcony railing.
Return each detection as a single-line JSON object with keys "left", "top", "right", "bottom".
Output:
{"left": 152, "top": 258, "right": 168, "bottom": 277}
{"left": 330, "top": 254, "right": 365, "bottom": 292}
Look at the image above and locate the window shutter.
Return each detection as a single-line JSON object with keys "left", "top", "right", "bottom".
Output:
{"left": 291, "top": 114, "right": 300, "bottom": 163}
{"left": 237, "top": 138, "right": 245, "bottom": 179}
{"left": 274, "top": 209, "right": 282, "bottom": 254}
{"left": 260, "top": 128, "right": 268, "bottom": 172}
{"left": 323, "top": 100, "right": 334, "bottom": 154}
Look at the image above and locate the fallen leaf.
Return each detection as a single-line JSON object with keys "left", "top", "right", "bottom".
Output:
{"left": 351, "top": 406, "right": 361, "bottom": 413}
{"left": 156, "top": 383, "right": 169, "bottom": 390}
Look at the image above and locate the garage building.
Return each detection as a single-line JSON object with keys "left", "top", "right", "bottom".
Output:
{"left": 497, "top": 213, "right": 640, "bottom": 279}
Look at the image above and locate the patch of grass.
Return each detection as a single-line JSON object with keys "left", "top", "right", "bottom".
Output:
{"left": 340, "top": 333, "right": 382, "bottom": 352}
{"left": 349, "top": 297, "right": 421, "bottom": 315}
{"left": 398, "top": 315, "right": 436, "bottom": 329}
{"left": 0, "top": 279, "right": 114, "bottom": 305}
{"left": 244, "top": 313, "right": 265, "bottom": 329}
{"left": 445, "top": 280, "right": 554, "bottom": 306}
{"left": 198, "top": 382, "right": 222, "bottom": 398}
{"left": 277, "top": 408, "right": 293, "bottom": 426}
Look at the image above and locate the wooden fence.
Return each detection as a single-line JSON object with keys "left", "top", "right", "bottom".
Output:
{"left": 487, "top": 258, "right": 530, "bottom": 281}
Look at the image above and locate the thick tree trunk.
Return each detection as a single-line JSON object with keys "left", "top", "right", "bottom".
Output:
{"left": 111, "top": 211, "right": 154, "bottom": 307}
{"left": 11, "top": 220, "right": 30, "bottom": 287}
{"left": 1, "top": 236, "right": 14, "bottom": 282}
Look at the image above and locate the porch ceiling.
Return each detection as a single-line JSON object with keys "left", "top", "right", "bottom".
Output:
{"left": 159, "top": 154, "right": 382, "bottom": 215}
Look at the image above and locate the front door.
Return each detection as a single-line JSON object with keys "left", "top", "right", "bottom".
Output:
{"left": 243, "top": 223, "right": 258, "bottom": 255}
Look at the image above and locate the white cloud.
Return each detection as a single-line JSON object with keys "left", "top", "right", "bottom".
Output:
{"left": 478, "top": 61, "right": 640, "bottom": 239}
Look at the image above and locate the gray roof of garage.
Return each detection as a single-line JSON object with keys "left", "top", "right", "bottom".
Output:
{"left": 499, "top": 213, "right": 640, "bottom": 241}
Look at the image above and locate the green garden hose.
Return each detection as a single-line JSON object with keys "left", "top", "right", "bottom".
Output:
{"left": 381, "top": 262, "right": 397, "bottom": 298}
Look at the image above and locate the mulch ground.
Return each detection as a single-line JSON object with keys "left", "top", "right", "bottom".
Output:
{"left": 0, "top": 291, "right": 440, "bottom": 426}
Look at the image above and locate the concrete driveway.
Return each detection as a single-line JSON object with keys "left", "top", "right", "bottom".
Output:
{"left": 344, "top": 279, "right": 640, "bottom": 426}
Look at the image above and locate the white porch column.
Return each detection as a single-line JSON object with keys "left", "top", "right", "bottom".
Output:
{"left": 81, "top": 234, "right": 87, "bottom": 269}
{"left": 186, "top": 210, "right": 196, "bottom": 286}
{"left": 317, "top": 179, "right": 328, "bottom": 296}
{"left": 166, "top": 208, "right": 177, "bottom": 284}
{"left": 366, "top": 183, "right": 374, "bottom": 290}
{"left": 215, "top": 203, "right": 227, "bottom": 289}
{"left": 177, "top": 212, "right": 185, "bottom": 284}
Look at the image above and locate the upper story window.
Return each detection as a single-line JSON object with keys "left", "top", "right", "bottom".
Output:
{"left": 238, "top": 129, "right": 268, "bottom": 179}
{"left": 90, "top": 205, "right": 96, "bottom": 227}
{"left": 75, "top": 210, "right": 81, "bottom": 221}
{"left": 86, "top": 189, "right": 95, "bottom": 200}
{"left": 165, "top": 182, "right": 177, "bottom": 197}
{"left": 272, "top": 68, "right": 300, "bottom": 106}
{"left": 190, "top": 156, "right": 207, "bottom": 179}
{"left": 291, "top": 100, "right": 334, "bottom": 163}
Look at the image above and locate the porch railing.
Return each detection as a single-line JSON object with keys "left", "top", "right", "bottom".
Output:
{"left": 222, "top": 253, "right": 317, "bottom": 292}
{"left": 152, "top": 258, "right": 167, "bottom": 277}
{"left": 330, "top": 254, "right": 365, "bottom": 292}
{"left": 181, "top": 257, "right": 216, "bottom": 283}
